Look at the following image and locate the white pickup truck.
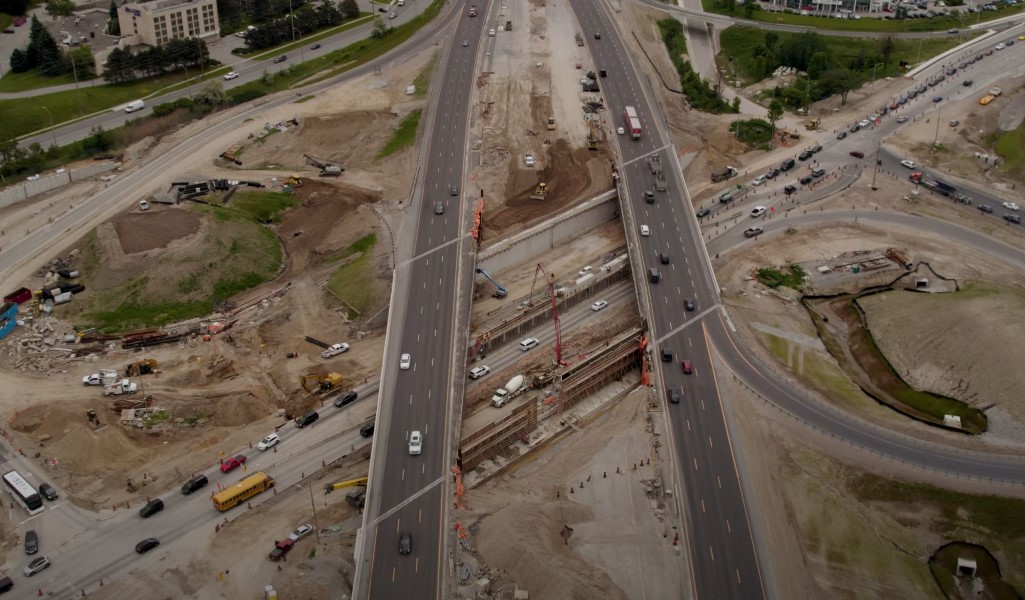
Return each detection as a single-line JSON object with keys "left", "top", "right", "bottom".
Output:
{"left": 104, "top": 379, "right": 139, "bottom": 396}
{"left": 83, "top": 369, "right": 119, "bottom": 386}
{"left": 321, "top": 343, "right": 350, "bottom": 358}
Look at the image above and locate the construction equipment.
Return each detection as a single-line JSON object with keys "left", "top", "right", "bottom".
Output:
{"left": 324, "top": 476, "right": 368, "bottom": 493}
{"left": 587, "top": 120, "right": 598, "bottom": 150}
{"left": 575, "top": 32, "right": 584, "bottom": 46}
{"left": 345, "top": 487, "right": 366, "bottom": 508}
{"left": 304, "top": 155, "right": 344, "bottom": 177}
{"left": 300, "top": 372, "right": 344, "bottom": 393}
{"left": 711, "top": 166, "right": 738, "bottom": 183}
{"left": 474, "top": 268, "right": 507, "bottom": 298}
{"left": 805, "top": 117, "right": 821, "bottom": 130}
{"left": 546, "top": 116, "right": 556, "bottom": 130}
{"left": 533, "top": 263, "right": 567, "bottom": 367}
{"left": 283, "top": 175, "right": 303, "bottom": 187}
{"left": 125, "top": 358, "right": 157, "bottom": 377}
{"left": 529, "top": 181, "right": 548, "bottom": 200}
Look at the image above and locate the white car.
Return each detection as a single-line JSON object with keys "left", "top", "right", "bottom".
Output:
{"left": 591, "top": 300, "right": 608, "bottom": 311}
{"left": 389, "top": 11, "right": 397, "bottom": 19}
{"left": 524, "top": 154, "right": 535, "bottom": 167}
{"left": 751, "top": 175, "right": 766, "bottom": 187}
{"left": 578, "top": 265, "right": 592, "bottom": 276}
{"left": 858, "top": 119, "right": 871, "bottom": 128}
{"left": 399, "top": 353, "right": 411, "bottom": 370}
{"left": 750, "top": 206, "right": 767, "bottom": 218}
{"left": 257, "top": 433, "right": 279, "bottom": 451}
{"left": 617, "top": 126, "right": 625, "bottom": 135}
{"left": 996, "top": 43, "right": 1006, "bottom": 50}
{"left": 639, "top": 224, "right": 650, "bottom": 236}
{"left": 897, "top": 115, "right": 909, "bottom": 123}
{"left": 900, "top": 159, "right": 916, "bottom": 169}
{"left": 409, "top": 430, "right": 423, "bottom": 455}
{"left": 223, "top": 71, "right": 239, "bottom": 80}
{"left": 289, "top": 524, "right": 314, "bottom": 542}
{"left": 139, "top": 200, "right": 150, "bottom": 211}
{"left": 320, "top": 343, "right": 350, "bottom": 358}
{"left": 1003, "top": 202, "right": 1020, "bottom": 211}
{"left": 469, "top": 365, "right": 490, "bottom": 380}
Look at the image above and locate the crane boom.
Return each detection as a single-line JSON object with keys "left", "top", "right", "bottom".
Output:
{"left": 535, "top": 263, "right": 566, "bottom": 366}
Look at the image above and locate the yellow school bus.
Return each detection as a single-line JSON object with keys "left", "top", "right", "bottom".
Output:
{"left": 212, "top": 472, "right": 275, "bottom": 512}
{"left": 979, "top": 95, "right": 995, "bottom": 106}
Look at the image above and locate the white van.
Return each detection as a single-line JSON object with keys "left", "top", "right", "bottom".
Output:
{"left": 519, "top": 338, "right": 539, "bottom": 351}
{"left": 124, "top": 99, "right": 145, "bottom": 113}
{"left": 489, "top": 28, "right": 496, "bottom": 36}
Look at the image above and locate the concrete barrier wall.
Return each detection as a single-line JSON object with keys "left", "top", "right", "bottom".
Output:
{"left": 0, "top": 162, "right": 119, "bottom": 210}
{"left": 478, "top": 191, "right": 619, "bottom": 275}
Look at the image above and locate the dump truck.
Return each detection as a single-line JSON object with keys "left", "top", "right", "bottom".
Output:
{"left": 711, "top": 166, "right": 738, "bottom": 183}
{"left": 805, "top": 117, "right": 821, "bottom": 130}
{"left": 491, "top": 374, "right": 525, "bottom": 408}
{"left": 83, "top": 369, "right": 119, "bottom": 386}
{"left": 125, "top": 359, "right": 157, "bottom": 377}
{"left": 104, "top": 379, "right": 139, "bottom": 396}
{"left": 546, "top": 116, "right": 556, "bottom": 130}
{"left": 300, "top": 373, "right": 343, "bottom": 393}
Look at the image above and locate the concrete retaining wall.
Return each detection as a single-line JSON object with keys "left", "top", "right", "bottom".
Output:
{"left": 478, "top": 190, "right": 619, "bottom": 275}
{"left": 0, "top": 162, "right": 120, "bottom": 210}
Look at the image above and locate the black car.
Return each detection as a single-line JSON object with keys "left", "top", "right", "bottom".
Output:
{"left": 963, "top": 79, "right": 974, "bottom": 87}
{"left": 811, "top": 168, "right": 826, "bottom": 178}
{"left": 784, "top": 184, "right": 797, "bottom": 195}
{"left": 850, "top": 124, "right": 861, "bottom": 133}
{"left": 1005, "top": 214, "right": 1022, "bottom": 224}
{"left": 809, "top": 144, "right": 822, "bottom": 154}
{"left": 593, "top": 32, "right": 601, "bottom": 39}
{"left": 135, "top": 538, "right": 160, "bottom": 554}
{"left": 684, "top": 299, "right": 695, "bottom": 311}
{"left": 668, "top": 388, "right": 682, "bottom": 404}
{"left": 273, "top": 55, "right": 287, "bottom": 63}
{"left": 38, "top": 483, "right": 58, "bottom": 501}
{"left": 643, "top": 191, "right": 655, "bottom": 204}
{"left": 800, "top": 175, "right": 813, "bottom": 185}
{"left": 696, "top": 206, "right": 711, "bottom": 218}
{"left": 311, "top": 43, "right": 321, "bottom": 50}
{"left": 780, "top": 158, "right": 795, "bottom": 171}
{"left": 139, "top": 498, "right": 164, "bottom": 518}
{"left": 359, "top": 421, "right": 375, "bottom": 437}
{"left": 836, "top": 131, "right": 847, "bottom": 140}
{"left": 661, "top": 348, "right": 673, "bottom": 362}
{"left": 658, "top": 252, "right": 670, "bottom": 264}
{"left": 798, "top": 150, "right": 812, "bottom": 161}
{"left": 599, "top": 69, "right": 607, "bottom": 77}
{"left": 295, "top": 411, "right": 319, "bottom": 428}
{"left": 333, "top": 390, "right": 358, "bottom": 407}
{"left": 25, "top": 530, "right": 38, "bottom": 555}
{"left": 765, "top": 168, "right": 780, "bottom": 179}
{"left": 744, "top": 226, "right": 763, "bottom": 238}
{"left": 978, "top": 205, "right": 993, "bottom": 213}
{"left": 399, "top": 531, "right": 413, "bottom": 555}
{"left": 181, "top": 474, "right": 209, "bottom": 495}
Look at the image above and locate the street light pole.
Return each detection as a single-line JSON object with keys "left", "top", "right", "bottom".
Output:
{"left": 40, "top": 106, "right": 57, "bottom": 148}
{"left": 871, "top": 140, "right": 881, "bottom": 190}
{"left": 933, "top": 104, "right": 942, "bottom": 148}
{"left": 308, "top": 483, "right": 320, "bottom": 545}
{"left": 871, "top": 62, "right": 884, "bottom": 83}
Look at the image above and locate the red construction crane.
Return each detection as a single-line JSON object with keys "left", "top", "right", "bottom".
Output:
{"left": 534, "top": 263, "right": 567, "bottom": 367}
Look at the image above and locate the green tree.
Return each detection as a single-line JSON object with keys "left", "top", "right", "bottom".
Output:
{"left": 371, "top": 15, "right": 388, "bottom": 38}
{"left": 339, "top": 0, "right": 358, "bottom": 18}
{"left": 107, "top": 0, "right": 121, "bottom": 35}
{"left": 766, "top": 99, "right": 783, "bottom": 147}
{"left": 807, "top": 51, "right": 832, "bottom": 79}
{"left": 102, "top": 46, "right": 134, "bottom": 83}
{"left": 9, "top": 48, "right": 31, "bottom": 73}
{"left": 195, "top": 80, "right": 229, "bottom": 106}
{"left": 68, "top": 46, "right": 95, "bottom": 77}
{"left": 880, "top": 35, "right": 896, "bottom": 68}
{"left": 823, "top": 67, "right": 859, "bottom": 105}
{"left": 778, "top": 31, "right": 827, "bottom": 72}
{"left": 45, "top": 0, "right": 75, "bottom": 17}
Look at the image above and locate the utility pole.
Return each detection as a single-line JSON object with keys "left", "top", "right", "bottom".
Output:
{"left": 308, "top": 483, "right": 320, "bottom": 545}
{"left": 933, "top": 104, "right": 942, "bottom": 148}
{"left": 871, "top": 140, "right": 881, "bottom": 190}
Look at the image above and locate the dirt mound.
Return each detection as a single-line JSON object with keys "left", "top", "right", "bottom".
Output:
{"left": 213, "top": 391, "right": 274, "bottom": 427}
{"left": 486, "top": 140, "right": 611, "bottom": 233}
{"left": 111, "top": 208, "right": 203, "bottom": 254}
{"left": 237, "top": 111, "right": 397, "bottom": 172}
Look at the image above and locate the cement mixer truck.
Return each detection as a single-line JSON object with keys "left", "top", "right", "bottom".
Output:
{"left": 491, "top": 374, "right": 526, "bottom": 408}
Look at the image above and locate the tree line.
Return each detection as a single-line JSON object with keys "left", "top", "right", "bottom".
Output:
{"left": 242, "top": 0, "right": 359, "bottom": 50}
{"left": 103, "top": 38, "right": 209, "bottom": 84}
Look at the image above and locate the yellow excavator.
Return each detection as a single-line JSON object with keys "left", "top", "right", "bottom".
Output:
{"left": 300, "top": 372, "right": 343, "bottom": 393}
{"left": 324, "top": 476, "right": 368, "bottom": 493}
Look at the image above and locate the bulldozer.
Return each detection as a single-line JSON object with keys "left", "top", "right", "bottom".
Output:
{"left": 300, "top": 372, "right": 343, "bottom": 393}
{"left": 546, "top": 116, "right": 556, "bottom": 131}
{"left": 125, "top": 358, "right": 157, "bottom": 377}
{"left": 529, "top": 182, "right": 548, "bottom": 201}
{"left": 587, "top": 120, "right": 598, "bottom": 150}
{"left": 283, "top": 175, "right": 303, "bottom": 187}
{"left": 805, "top": 117, "right": 820, "bottom": 130}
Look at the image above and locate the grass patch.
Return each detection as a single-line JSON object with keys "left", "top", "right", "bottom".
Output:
{"left": 996, "top": 123, "right": 1024, "bottom": 178}
{"left": 229, "top": 189, "right": 300, "bottom": 223}
{"left": 0, "top": 70, "right": 196, "bottom": 141}
{"left": 413, "top": 51, "right": 438, "bottom": 99}
{"left": 730, "top": 118, "right": 773, "bottom": 144}
{"left": 705, "top": 0, "right": 1025, "bottom": 32}
{"left": 0, "top": 70, "right": 98, "bottom": 93}
{"left": 79, "top": 204, "right": 282, "bottom": 332}
{"left": 376, "top": 109, "right": 421, "bottom": 159}
{"left": 326, "top": 233, "right": 377, "bottom": 317}
{"left": 756, "top": 264, "right": 805, "bottom": 289}
{"left": 143, "top": 410, "right": 172, "bottom": 428}
{"left": 719, "top": 26, "right": 965, "bottom": 87}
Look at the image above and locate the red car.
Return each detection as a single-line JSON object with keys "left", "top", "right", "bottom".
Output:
{"left": 220, "top": 455, "right": 247, "bottom": 473}
{"left": 849, "top": 151, "right": 865, "bottom": 159}
{"left": 681, "top": 360, "right": 693, "bottom": 374}
{"left": 269, "top": 539, "right": 294, "bottom": 561}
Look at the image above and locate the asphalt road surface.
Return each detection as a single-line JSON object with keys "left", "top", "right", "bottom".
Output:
{"left": 570, "top": 1, "right": 767, "bottom": 598}
{"left": 357, "top": 2, "right": 488, "bottom": 599}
